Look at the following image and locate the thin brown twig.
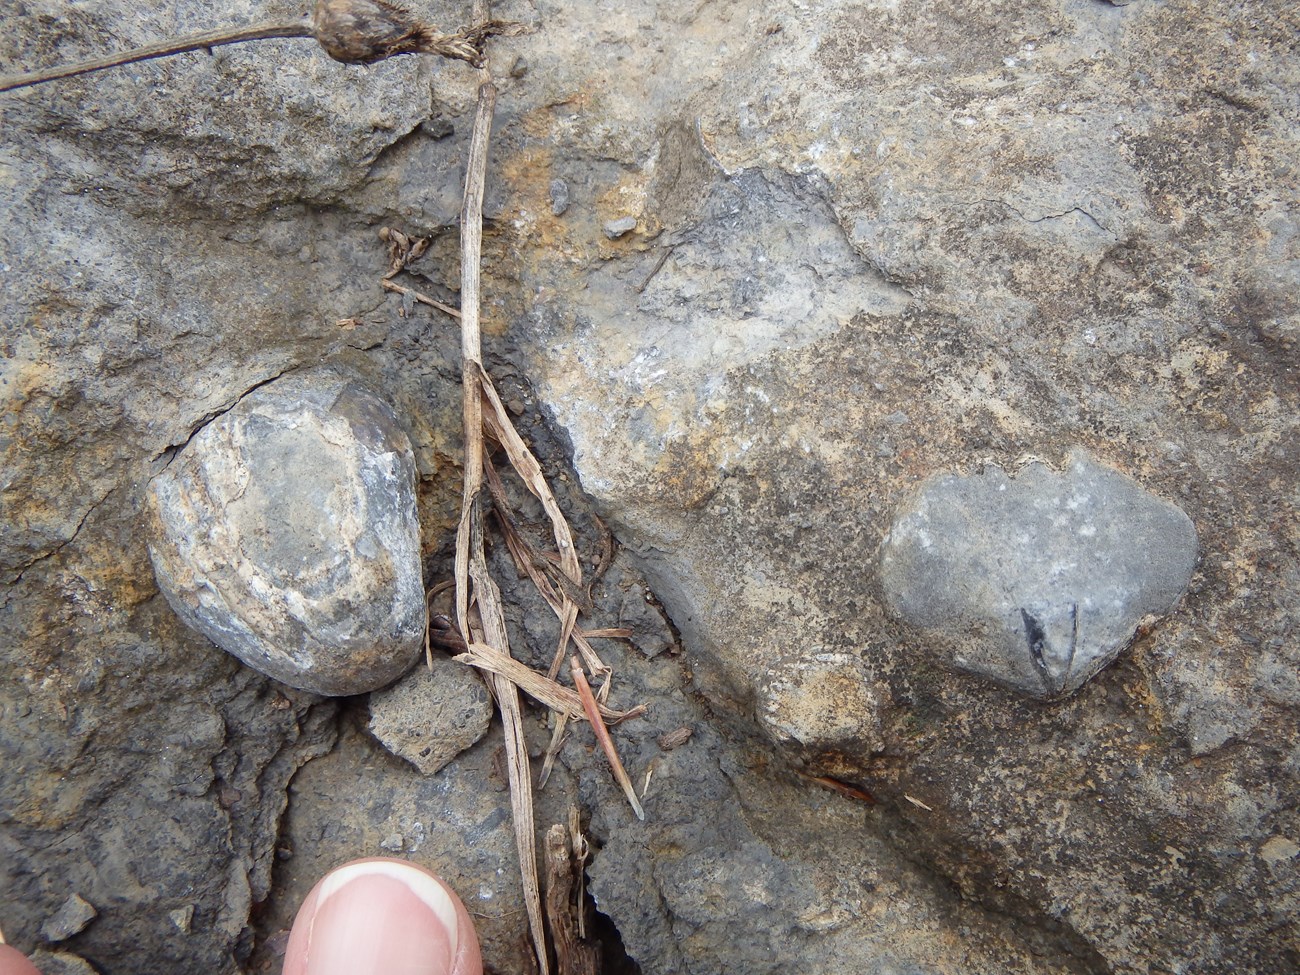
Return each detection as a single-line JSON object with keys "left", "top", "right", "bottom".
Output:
{"left": 635, "top": 244, "right": 675, "bottom": 293}
{"left": 479, "top": 420, "right": 609, "bottom": 681}
{"left": 485, "top": 455, "right": 593, "bottom": 615}
{"left": 382, "top": 279, "right": 462, "bottom": 319}
{"left": 0, "top": 21, "right": 314, "bottom": 93}
{"left": 479, "top": 374, "right": 583, "bottom": 670}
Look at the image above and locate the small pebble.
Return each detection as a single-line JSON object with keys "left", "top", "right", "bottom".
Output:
{"left": 41, "top": 894, "right": 97, "bottom": 943}
{"left": 603, "top": 215, "right": 637, "bottom": 239}
{"left": 368, "top": 655, "right": 493, "bottom": 775}
{"left": 549, "top": 179, "right": 570, "bottom": 217}
{"left": 168, "top": 905, "right": 194, "bottom": 934}
{"left": 657, "top": 727, "right": 694, "bottom": 750}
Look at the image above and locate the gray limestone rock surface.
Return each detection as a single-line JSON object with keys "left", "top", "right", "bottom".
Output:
{"left": 367, "top": 654, "right": 493, "bottom": 774}
{"left": 147, "top": 367, "right": 426, "bottom": 697}
{"left": 756, "top": 648, "right": 888, "bottom": 755}
{"left": 3, "top": 0, "right": 1298, "bottom": 973}
{"left": 879, "top": 450, "right": 1198, "bottom": 698}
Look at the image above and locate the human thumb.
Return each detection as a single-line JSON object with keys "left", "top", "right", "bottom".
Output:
{"left": 281, "top": 858, "right": 482, "bottom": 975}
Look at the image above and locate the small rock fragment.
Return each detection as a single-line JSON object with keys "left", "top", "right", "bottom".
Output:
{"left": 368, "top": 654, "right": 493, "bottom": 775}
{"left": 878, "top": 449, "right": 1198, "bottom": 699}
{"left": 1260, "top": 836, "right": 1300, "bottom": 867}
{"left": 549, "top": 179, "right": 570, "bottom": 216}
{"left": 603, "top": 215, "right": 637, "bottom": 239}
{"left": 657, "top": 726, "right": 694, "bottom": 750}
{"left": 167, "top": 905, "right": 194, "bottom": 934}
{"left": 147, "top": 367, "right": 426, "bottom": 696}
{"left": 41, "top": 894, "right": 97, "bottom": 942}
{"left": 29, "top": 951, "right": 98, "bottom": 975}
{"left": 756, "top": 649, "right": 887, "bottom": 753}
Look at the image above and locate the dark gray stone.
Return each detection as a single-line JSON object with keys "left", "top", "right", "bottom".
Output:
{"left": 878, "top": 450, "right": 1198, "bottom": 698}
{"left": 368, "top": 653, "right": 493, "bottom": 774}
{"left": 549, "top": 178, "right": 570, "bottom": 216}
{"left": 147, "top": 367, "right": 425, "bottom": 697}
{"left": 29, "top": 951, "right": 98, "bottom": 975}
{"left": 40, "top": 894, "right": 97, "bottom": 942}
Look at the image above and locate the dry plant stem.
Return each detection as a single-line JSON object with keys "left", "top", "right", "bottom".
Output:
{"left": 480, "top": 375, "right": 584, "bottom": 669}
{"left": 543, "top": 824, "right": 600, "bottom": 975}
{"left": 0, "top": 21, "right": 314, "bottom": 92}
{"left": 568, "top": 808, "right": 591, "bottom": 940}
{"left": 453, "top": 84, "right": 494, "bottom": 640}
{"left": 453, "top": 24, "right": 550, "bottom": 972}
{"left": 482, "top": 455, "right": 607, "bottom": 677}
{"left": 382, "top": 279, "right": 461, "bottom": 319}
{"left": 466, "top": 517, "right": 550, "bottom": 975}
{"left": 455, "top": 643, "right": 641, "bottom": 723}
{"left": 571, "top": 655, "right": 646, "bottom": 821}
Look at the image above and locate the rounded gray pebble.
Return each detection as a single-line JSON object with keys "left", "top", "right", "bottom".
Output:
{"left": 147, "top": 367, "right": 426, "bottom": 696}
{"left": 879, "top": 449, "right": 1198, "bottom": 699}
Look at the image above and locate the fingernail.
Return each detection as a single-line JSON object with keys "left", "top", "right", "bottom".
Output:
{"left": 283, "top": 858, "right": 481, "bottom": 975}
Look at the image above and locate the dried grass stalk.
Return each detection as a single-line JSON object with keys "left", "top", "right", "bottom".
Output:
{"left": 571, "top": 655, "right": 645, "bottom": 821}
{"left": 453, "top": 34, "right": 549, "bottom": 971}
{"left": 455, "top": 643, "right": 641, "bottom": 723}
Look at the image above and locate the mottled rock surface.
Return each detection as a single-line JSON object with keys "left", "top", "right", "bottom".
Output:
{"left": 2, "top": 0, "right": 1297, "bottom": 973}
{"left": 147, "top": 366, "right": 425, "bottom": 696}
{"left": 367, "top": 654, "right": 493, "bottom": 774}
{"left": 757, "top": 648, "right": 887, "bottom": 755}
{"left": 879, "top": 450, "right": 1198, "bottom": 698}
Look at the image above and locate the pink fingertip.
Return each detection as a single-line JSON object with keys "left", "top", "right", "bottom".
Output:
{"left": 0, "top": 944, "right": 41, "bottom": 975}
{"left": 281, "top": 858, "right": 482, "bottom": 975}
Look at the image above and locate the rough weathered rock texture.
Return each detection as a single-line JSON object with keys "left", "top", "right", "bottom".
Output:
{"left": 147, "top": 366, "right": 426, "bottom": 696}
{"left": 495, "top": 0, "right": 1300, "bottom": 972}
{"left": 2, "top": 0, "right": 1297, "bottom": 974}
{"left": 879, "top": 450, "right": 1198, "bottom": 698}
{"left": 756, "top": 648, "right": 888, "bottom": 755}
{"left": 367, "top": 653, "right": 493, "bottom": 774}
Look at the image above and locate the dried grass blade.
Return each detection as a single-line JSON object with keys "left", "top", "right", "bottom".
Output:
{"left": 576, "top": 627, "right": 634, "bottom": 641}
{"left": 468, "top": 522, "right": 548, "bottom": 975}
{"left": 537, "top": 713, "right": 570, "bottom": 789}
{"left": 571, "top": 655, "right": 645, "bottom": 821}
{"left": 479, "top": 373, "right": 583, "bottom": 664}
{"left": 456, "top": 643, "right": 638, "bottom": 722}
{"left": 479, "top": 373, "right": 582, "bottom": 584}
{"left": 483, "top": 455, "right": 610, "bottom": 680}
{"left": 455, "top": 28, "right": 548, "bottom": 969}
